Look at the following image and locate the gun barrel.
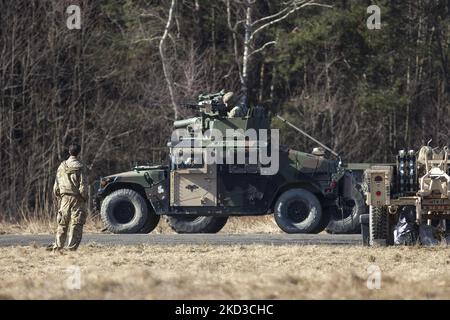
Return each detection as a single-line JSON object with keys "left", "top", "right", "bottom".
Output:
{"left": 198, "top": 89, "right": 225, "bottom": 101}
{"left": 180, "top": 103, "right": 200, "bottom": 109}
{"left": 173, "top": 117, "right": 201, "bottom": 129}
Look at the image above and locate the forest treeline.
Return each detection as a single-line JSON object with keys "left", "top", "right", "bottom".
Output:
{"left": 0, "top": 0, "right": 449, "bottom": 219}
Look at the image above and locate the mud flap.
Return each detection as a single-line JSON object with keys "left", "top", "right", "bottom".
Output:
{"left": 360, "top": 214, "right": 369, "bottom": 246}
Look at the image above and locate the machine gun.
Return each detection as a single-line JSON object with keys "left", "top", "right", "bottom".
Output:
{"left": 181, "top": 90, "right": 228, "bottom": 116}
{"left": 198, "top": 89, "right": 226, "bottom": 102}
{"left": 181, "top": 101, "right": 227, "bottom": 116}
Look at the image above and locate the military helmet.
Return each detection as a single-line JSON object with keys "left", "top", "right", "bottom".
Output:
{"left": 312, "top": 147, "right": 326, "bottom": 157}
{"left": 223, "top": 92, "right": 236, "bottom": 106}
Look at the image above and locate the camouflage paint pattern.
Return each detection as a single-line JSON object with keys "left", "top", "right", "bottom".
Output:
{"left": 96, "top": 112, "right": 347, "bottom": 216}
{"left": 55, "top": 195, "right": 87, "bottom": 250}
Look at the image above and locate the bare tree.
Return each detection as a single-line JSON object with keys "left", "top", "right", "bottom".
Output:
{"left": 226, "top": 0, "right": 332, "bottom": 102}
{"left": 0, "top": 0, "right": 448, "bottom": 224}
{"left": 159, "top": 0, "right": 179, "bottom": 119}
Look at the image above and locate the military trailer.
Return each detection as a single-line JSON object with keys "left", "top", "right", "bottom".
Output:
{"left": 94, "top": 92, "right": 367, "bottom": 234}
{"left": 362, "top": 144, "right": 450, "bottom": 246}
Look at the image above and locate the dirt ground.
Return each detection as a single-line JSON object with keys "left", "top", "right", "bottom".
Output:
{"left": 0, "top": 244, "right": 449, "bottom": 299}
{"left": 0, "top": 215, "right": 282, "bottom": 235}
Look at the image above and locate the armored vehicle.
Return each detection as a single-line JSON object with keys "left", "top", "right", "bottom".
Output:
{"left": 362, "top": 143, "right": 450, "bottom": 246}
{"left": 94, "top": 91, "right": 367, "bottom": 234}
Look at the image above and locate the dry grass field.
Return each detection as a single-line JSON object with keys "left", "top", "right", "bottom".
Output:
{"left": 0, "top": 244, "right": 449, "bottom": 300}
{"left": 2, "top": 215, "right": 449, "bottom": 300}
{"left": 0, "top": 215, "right": 282, "bottom": 235}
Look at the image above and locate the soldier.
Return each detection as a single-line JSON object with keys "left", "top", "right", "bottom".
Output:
{"left": 223, "top": 92, "right": 248, "bottom": 118}
{"left": 49, "top": 143, "right": 88, "bottom": 251}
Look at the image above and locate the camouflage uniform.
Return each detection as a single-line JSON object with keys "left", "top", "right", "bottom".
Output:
{"left": 52, "top": 156, "right": 88, "bottom": 251}
{"left": 223, "top": 92, "right": 248, "bottom": 118}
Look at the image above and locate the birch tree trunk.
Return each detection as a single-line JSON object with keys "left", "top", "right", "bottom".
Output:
{"left": 159, "top": 0, "right": 178, "bottom": 119}
{"left": 242, "top": 3, "right": 252, "bottom": 105}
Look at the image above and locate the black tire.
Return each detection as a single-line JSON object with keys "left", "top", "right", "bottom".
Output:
{"left": 326, "top": 184, "right": 368, "bottom": 234}
{"left": 369, "top": 206, "right": 393, "bottom": 246}
{"left": 166, "top": 215, "right": 228, "bottom": 234}
{"left": 312, "top": 206, "right": 332, "bottom": 234}
{"left": 138, "top": 204, "right": 161, "bottom": 234}
{"left": 100, "top": 189, "right": 159, "bottom": 234}
{"left": 274, "top": 188, "right": 323, "bottom": 234}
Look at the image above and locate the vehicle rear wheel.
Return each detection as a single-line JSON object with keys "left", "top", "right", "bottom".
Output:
{"left": 166, "top": 215, "right": 228, "bottom": 234}
{"left": 274, "top": 188, "right": 323, "bottom": 234}
{"left": 326, "top": 184, "right": 367, "bottom": 234}
{"left": 100, "top": 189, "right": 159, "bottom": 234}
{"left": 369, "top": 206, "right": 392, "bottom": 246}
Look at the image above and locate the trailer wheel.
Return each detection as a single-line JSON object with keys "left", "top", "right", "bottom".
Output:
{"left": 326, "top": 184, "right": 367, "bottom": 234}
{"left": 101, "top": 189, "right": 159, "bottom": 234}
{"left": 274, "top": 188, "right": 323, "bottom": 234}
{"left": 369, "top": 206, "right": 392, "bottom": 246}
{"left": 166, "top": 216, "right": 228, "bottom": 234}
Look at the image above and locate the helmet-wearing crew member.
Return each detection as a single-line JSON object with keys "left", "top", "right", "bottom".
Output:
{"left": 223, "top": 92, "right": 248, "bottom": 118}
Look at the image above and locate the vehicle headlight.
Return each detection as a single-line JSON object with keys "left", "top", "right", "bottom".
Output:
{"left": 100, "top": 176, "right": 116, "bottom": 188}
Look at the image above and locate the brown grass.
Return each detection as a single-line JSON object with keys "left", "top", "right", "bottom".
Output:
{"left": 0, "top": 215, "right": 282, "bottom": 235}
{"left": 0, "top": 245, "right": 449, "bottom": 299}
{"left": 0, "top": 215, "right": 104, "bottom": 235}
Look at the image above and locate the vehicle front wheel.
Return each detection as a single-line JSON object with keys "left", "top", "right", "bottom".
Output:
{"left": 274, "top": 188, "right": 323, "bottom": 234}
{"left": 100, "top": 189, "right": 159, "bottom": 234}
{"left": 138, "top": 207, "right": 161, "bottom": 234}
{"left": 166, "top": 215, "right": 228, "bottom": 234}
